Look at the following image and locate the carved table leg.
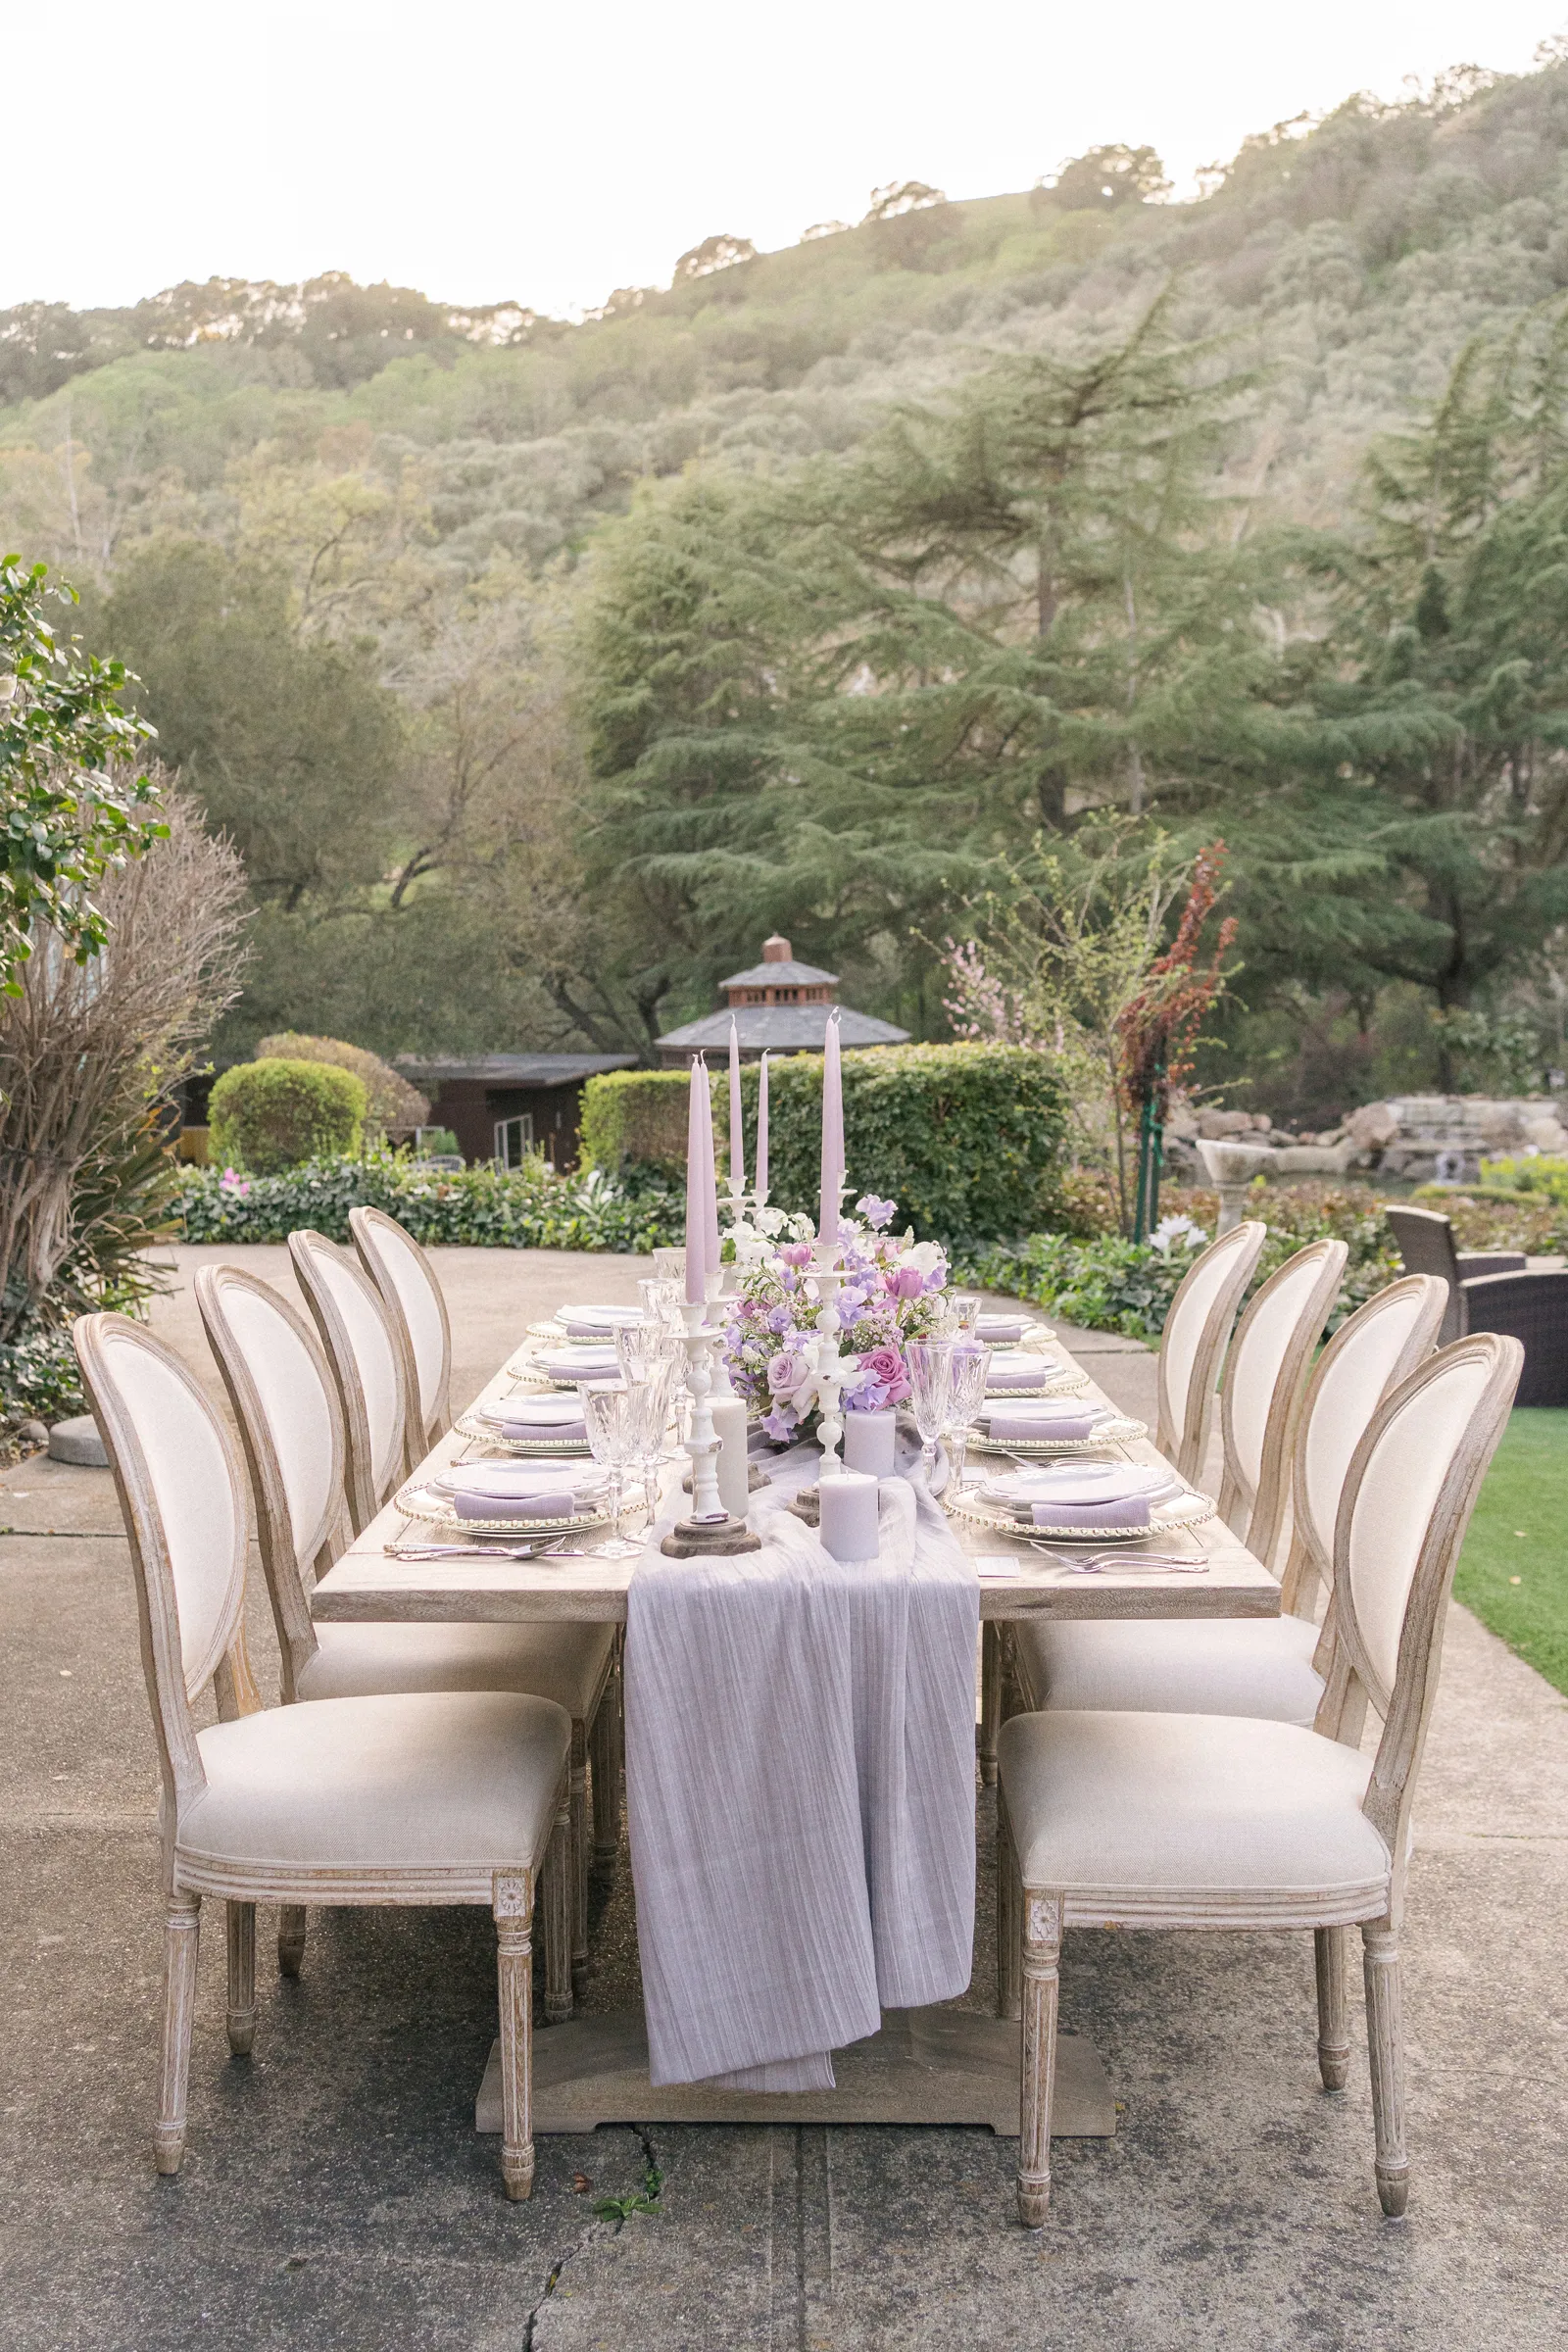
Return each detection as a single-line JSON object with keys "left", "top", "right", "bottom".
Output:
{"left": 590, "top": 1669, "right": 621, "bottom": 1872}
{"left": 155, "top": 1890, "right": 201, "bottom": 2176}
{"left": 493, "top": 1871, "right": 535, "bottom": 2201}
{"left": 543, "top": 1781, "right": 573, "bottom": 2026}
{"left": 277, "top": 1905, "right": 308, "bottom": 1979}
{"left": 226, "top": 1899, "right": 257, "bottom": 2056}
{"left": 1017, "top": 1890, "right": 1063, "bottom": 2228}
{"left": 1362, "top": 1921, "right": 1408, "bottom": 2216}
{"left": 1314, "top": 1926, "right": 1349, "bottom": 2090}
{"left": 979, "top": 1623, "right": 1001, "bottom": 1788}
{"left": 997, "top": 1789, "right": 1021, "bottom": 2023}
{"left": 570, "top": 1720, "right": 590, "bottom": 2001}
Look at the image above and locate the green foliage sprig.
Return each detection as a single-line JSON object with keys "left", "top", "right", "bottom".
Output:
{"left": 1, "top": 556, "right": 161, "bottom": 994}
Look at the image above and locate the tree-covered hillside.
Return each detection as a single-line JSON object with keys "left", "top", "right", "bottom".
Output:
{"left": 6, "top": 55, "right": 1568, "bottom": 1102}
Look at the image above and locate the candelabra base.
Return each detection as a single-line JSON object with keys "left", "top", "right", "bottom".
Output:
{"left": 661, "top": 1514, "right": 762, "bottom": 1557}
{"left": 786, "top": 1486, "right": 820, "bottom": 1528}
{"left": 681, "top": 1462, "right": 770, "bottom": 1495}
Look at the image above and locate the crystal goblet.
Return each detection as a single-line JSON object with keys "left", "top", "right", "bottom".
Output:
{"left": 905, "top": 1339, "right": 954, "bottom": 1491}
{"left": 577, "top": 1383, "right": 643, "bottom": 1558}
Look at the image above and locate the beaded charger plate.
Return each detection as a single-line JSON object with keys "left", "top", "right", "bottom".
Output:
{"left": 967, "top": 1412, "right": 1147, "bottom": 1458}
{"left": 506, "top": 1349, "right": 623, "bottom": 1390}
{"left": 947, "top": 1486, "right": 1216, "bottom": 1544}
{"left": 394, "top": 1477, "right": 610, "bottom": 1539}
{"left": 453, "top": 1407, "right": 593, "bottom": 1457}
{"left": 982, "top": 1361, "right": 1091, "bottom": 1399}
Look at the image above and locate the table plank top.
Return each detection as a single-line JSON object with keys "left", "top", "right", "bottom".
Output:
{"left": 310, "top": 1344, "right": 1282, "bottom": 1627}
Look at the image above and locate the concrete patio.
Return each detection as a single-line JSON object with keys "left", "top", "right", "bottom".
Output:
{"left": 2, "top": 1247, "right": 1564, "bottom": 2350}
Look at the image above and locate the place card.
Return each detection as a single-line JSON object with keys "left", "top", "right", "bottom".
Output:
{"left": 974, "top": 1555, "right": 1024, "bottom": 1579}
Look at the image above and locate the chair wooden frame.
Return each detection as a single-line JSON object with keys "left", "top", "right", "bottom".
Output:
{"left": 1279, "top": 1273, "right": 1448, "bottom": 1624}
{"left": 288, "top": 1227, "right": 409, "bottom": 1534}
{"left": 350, "top": 1204, "right": 454, "bottom": 1473}
{"left": 1216, "top": 1238, "right": 1348, "bottom": 1570}
{"left": 1154, "top": 1221, "right": 1267, "bottom": 1484}
{"left": 998, "top": 1331, "right": 1521, "bottom": 2228}
{"left": 74, "top": 1310, "right": 571, "bottom": 2199}
{"left": 196, "top": 1260, "right": 616, "bottom": 2002}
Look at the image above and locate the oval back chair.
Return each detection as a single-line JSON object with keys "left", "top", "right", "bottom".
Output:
{"left": 1154, "top": 1220, "right": 1267, "bottom": 1484}
{"left": 349, "top": 1205, "right": 453, "bottom": 1471}
{"left": 288, "top": 1228, "right": 408, "bottom": 1533}
{"left": 1216, "top": 1238, "right": 1348, "bottom": 1570}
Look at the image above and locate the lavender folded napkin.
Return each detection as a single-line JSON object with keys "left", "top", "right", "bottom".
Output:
{"left": 976, "top": 1316, "right": 1026, "bottom": 1343}
{"left": 536, "top": 1347, "right": 621, "bottom": 1380}
{"left": 455, "top": 1487, "right": 578, "bottom": 1520}
{"left": 1029, "top": 1493, "right": 1150, "bottom": 1530}
{"left": 989, "top": 1409, "right": 1102, "bottom": 1443}
{"left": 985, "top": 1353, "right": 1054, "bottom": 1391}
{"left": 495, "top": 1415, "right": 587, "bottom": 1443}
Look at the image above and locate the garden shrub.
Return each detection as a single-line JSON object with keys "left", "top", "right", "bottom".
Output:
{"left": 583, "top": 1046, "right": 1069, "bottom": 1247}
{"left": 174, "top": 1149, "right": 686, "bottom": 1254}
{"left": 1411, "top": 1182, "right": 1568, "bottom": 1253}
{"left": 579, "top": 1069, "right": 694, "bottom": 1173}
{"left": 257, "top": 1032, "right": 428, "bottom": 1139}
{"left": 209, "top": 1058, "right": 368, "bottom": 1173}
{"left": 1478, "top": 1153, "right": 1568, "bottom": 1205}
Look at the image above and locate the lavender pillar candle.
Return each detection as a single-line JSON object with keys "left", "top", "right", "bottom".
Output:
{"left": 819, "top": 1467, "right": 880, "bottom": 1562}
{"left": 728, "top": 1016, "right": 745, "bottom": 1191}
{"left": 756, "top": 1052, "right": 769, "bottom": 1198}
{"left": 842, "top": 1408, "right": 896, "bottom": 1479}
{"left": 819, "top": 1009, "right": 843, "bottom": 1249}
{"left": 683, "top": 1057, "right": 706, "bottom": 1306}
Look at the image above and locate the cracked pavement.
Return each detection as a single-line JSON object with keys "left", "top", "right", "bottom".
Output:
{"left": 2, "top": 1247, "right": 1565, "bottom": 2350}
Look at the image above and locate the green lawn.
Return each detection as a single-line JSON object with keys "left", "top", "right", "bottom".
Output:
{"left": 1453, "top": 1409, "right": 1568, "bottom": 1697}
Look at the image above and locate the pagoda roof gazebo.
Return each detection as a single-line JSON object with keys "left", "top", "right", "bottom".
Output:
{"left": 655, "top": 934, "right": 909, "bottom": 1066}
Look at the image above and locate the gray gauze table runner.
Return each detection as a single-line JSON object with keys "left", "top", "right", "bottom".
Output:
{"left": 624, "top": 1454, "right": 979, "bottom": 2092}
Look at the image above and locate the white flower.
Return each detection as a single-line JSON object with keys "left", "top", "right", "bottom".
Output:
{"left": 904, "top": 1240, "right": 947, "bottom": 1277}
{"left": 1150, "top": 1213, "right": 1208, "bottom": 1256}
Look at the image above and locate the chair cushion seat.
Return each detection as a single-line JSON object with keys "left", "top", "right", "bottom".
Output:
{"left": 297, "top": 1619, "right": 614, "bottom": 1719}
{"left": 1013, "top": 1613, "right": 1324, "bottom": 1728}
{"left": 178, "top": 1690, "right": 570, "bottom": 1886}
{"left": 998, "top": 1710, "right": 1391, "bottom": 1915}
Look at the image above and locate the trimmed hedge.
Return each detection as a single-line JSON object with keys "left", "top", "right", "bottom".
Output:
{"left": 1480, "top": 1153, "right": 1568, "bottom": 1205}
{"left": 210, "top": 1059, "right": 367, "bottom": 1173}
{"left": 174, "top": 1150, "right": 686, "bottom": 1253}
{"left": 582, "top": 1044, "right": 1067, "bottom": 1247}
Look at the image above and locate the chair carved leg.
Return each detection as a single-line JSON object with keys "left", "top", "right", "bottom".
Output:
{"left": 1314, "top": 1926, "right": 1349, "bottom": 2090}
{"left": 979, "top": 1623, "right": 1001, "bottom": 1787}
{"left": 277, "top": 1905, "right": 308, "bottom": 1979}
{"left": 493, "top": 1871, "right": 535, "bottom": 2201}
{"left": 1362, "top": 1922, "right": 1408, "bottom": 2217}
{"left": 155, "top": 1891, "right": 201, "bottom": 2176}
{"left": 570, "top": 1721, "right": 590, "bottom": 2001}
{"left": 225, "top": 1900, "right": 257, "bottom": 2056}
{"left": 589, "top": 1676, "right": 621, "bottom": 1870}
{"left": 1017, "top": 1890, "right": 1063, "bottom": 2228}
{"left": 543, "top": 1780, "right": 573, "bottom": 2026}
{"left": 997, "top": 1789, "right": 1021, "bottom": 2023}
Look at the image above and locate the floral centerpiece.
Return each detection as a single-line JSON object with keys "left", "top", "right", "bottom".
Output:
{"left": 722, "top": 1194, "right": 950, "bottom": 1443}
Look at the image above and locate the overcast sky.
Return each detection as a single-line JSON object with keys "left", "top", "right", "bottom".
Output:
{"left": 6, "top": 3, "right": 1563, "bottom": 318}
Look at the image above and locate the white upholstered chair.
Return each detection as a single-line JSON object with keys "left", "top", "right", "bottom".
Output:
{"left": 997, "top": 1329, "right": 1521, "bottom": 2226}
{"left": 195, "top": 1261, "right": 617, "bottom": 1999}
{"left": 350, "top": 1204, "right": 453, "bottom": 1471}
{"left": 1215, "top": 1237, "right": 1349, "bottom": 1568}
{"left": 287, "top": 1227, "right": 408, "bottom": 1534}
{"left": 74, "top": 1310, "right": 572, "bottom": 2199}
{"left": 1008, "top": 1273, "right": 1448, "bottom": 1731}
{"left": 1154, "top": 1220, "right": 1267, "bottom": 1484}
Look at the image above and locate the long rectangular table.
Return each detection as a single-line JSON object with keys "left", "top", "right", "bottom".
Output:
{"left": 312, "top": 1356, "right": 1282, "bottom": 1628}
{"left": 310, "top": 1331, "right": 1280, "bottom": 2140}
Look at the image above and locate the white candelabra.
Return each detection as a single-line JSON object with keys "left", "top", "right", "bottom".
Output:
{"left": 662, "top": 1284, "right": 760, "bottom": 1556}
{"left": 808, "top": 1244, "right": 858, "bottom": 1479}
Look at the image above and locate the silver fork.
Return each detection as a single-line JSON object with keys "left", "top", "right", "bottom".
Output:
{"left": 386, "top": 1537, "right": 584, "bottom": 1561}
{"left": 1026, "top": 1543, "right": 1208, "bottom": 1575}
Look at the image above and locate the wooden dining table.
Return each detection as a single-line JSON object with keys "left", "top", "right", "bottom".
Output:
{"left": 310, "top": 1330, "right": 1282, "bottom": 2141}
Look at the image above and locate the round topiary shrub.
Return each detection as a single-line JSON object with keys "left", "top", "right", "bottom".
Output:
{"left": 209, "top": 1059, "right": 368, "bottom": 1174}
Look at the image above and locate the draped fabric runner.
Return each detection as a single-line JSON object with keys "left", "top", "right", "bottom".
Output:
{"left": 623, "top": 1452, "right": 979, "bottom": 2092}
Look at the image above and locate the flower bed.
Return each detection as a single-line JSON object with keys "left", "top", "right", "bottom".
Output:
{"left": 174, "top": 1151, "right": 686, "bottom": 1253}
